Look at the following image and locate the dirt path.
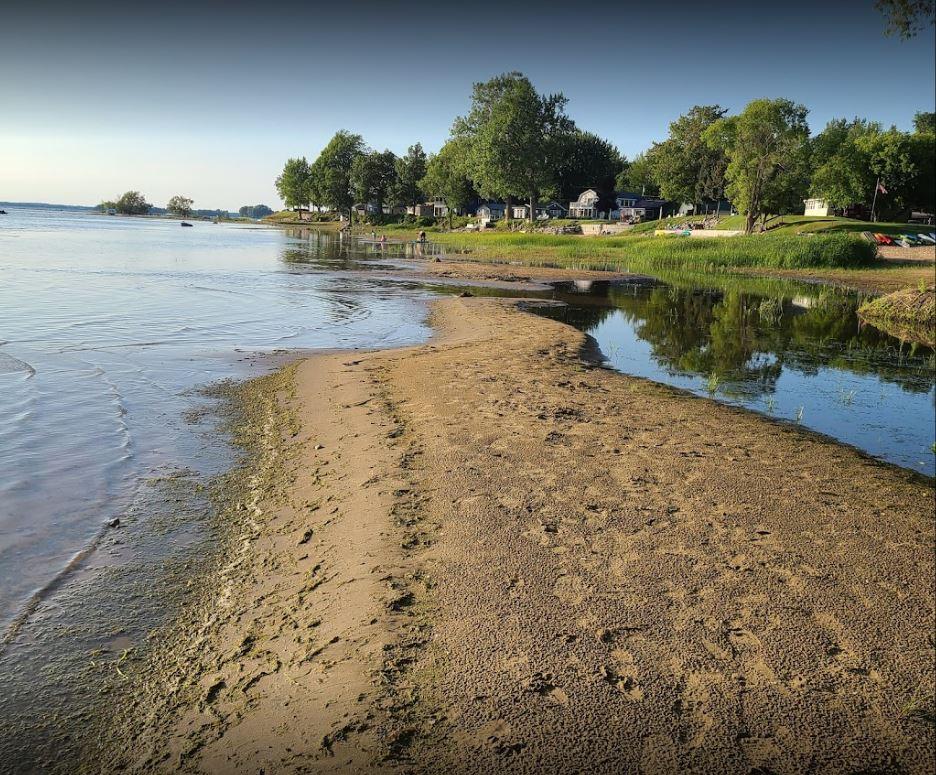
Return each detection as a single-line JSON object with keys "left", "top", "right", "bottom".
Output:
{"left": 98, "top": 298, "right": 935, "bottom": 774}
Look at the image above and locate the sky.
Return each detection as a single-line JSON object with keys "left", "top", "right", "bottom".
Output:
{"left": 1, "top": 0, "right": 934, "bottom": 211}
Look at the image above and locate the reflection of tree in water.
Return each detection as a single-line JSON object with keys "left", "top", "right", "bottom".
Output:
{"left": 600, "top": 284, "right": 934, "bottom": 397}
{"left": 280, "top": 228, "right": 348, "bottom": 267}
{"left": 617, "top": 287, "right": 784, "bottom": 391}
{"left": 280, "top": 230, "right": 443, "bottom": 267}
{"left": 784, "top": 291, "right": 934, "bottom": 393}
{"left": 537, "top": 298, "right": 618, "bottom": 332}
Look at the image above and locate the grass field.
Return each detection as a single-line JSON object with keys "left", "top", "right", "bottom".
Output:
{"left": 377, "top": 230, "right": 879, "bottom": 270}
{"left": 638, "top": 214, "right": 936, "bottom": 237}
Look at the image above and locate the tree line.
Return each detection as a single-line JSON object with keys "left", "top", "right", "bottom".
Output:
{"left": 239, "top": 204, "right": 273, "bottom": 218}
{"left": 277, "top": 73, "right": 934, "bottom": 234}
{"left": 275, "top": 72, "right": 627, "bottom": 227}
{"left": 639, "top": 103, "right": 934, "bottom": 233}
{"left": 96, "top": 194, "right": 273, "bottom": 220}
{"left": 97, "top": 192, "right": 194, "bottom": 216}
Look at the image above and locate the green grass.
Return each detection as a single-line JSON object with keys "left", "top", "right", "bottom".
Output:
{"left": 631, "top": 214, "right": 935, "bottom": 237}
{"left": 413, "top": 230, "right": 877, "bottom": 271}
{"left": 263, "top": 210, "right": 342, "bottom": 226}
{"left": 856, "top": 284, "right": 936, "bottom": 346}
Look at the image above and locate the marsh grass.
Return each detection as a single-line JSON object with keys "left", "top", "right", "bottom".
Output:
{"left": 420, "top": 231, "right": 877, "bottom": 271}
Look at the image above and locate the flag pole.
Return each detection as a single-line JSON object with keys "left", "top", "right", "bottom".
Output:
{"left": 870, "top": 177, "right": 880, "bottom": 223}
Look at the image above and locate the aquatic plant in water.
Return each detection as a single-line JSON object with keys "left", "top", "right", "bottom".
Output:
{"left": 705, "top": 372, "right": 720, "bottom": 394}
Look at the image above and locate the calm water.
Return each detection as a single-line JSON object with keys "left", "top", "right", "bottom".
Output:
{"left": 0, "top": 209, "right": 445, "bottom": 770}
{"left": 539, "top": 278, "right": 936, "bottom": 476}
{"left": 0, "top": 209, "right": 439, "bottom": 630}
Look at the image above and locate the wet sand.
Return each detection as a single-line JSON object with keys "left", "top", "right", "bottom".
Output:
{"left": 94, "top": 296, "right": 935, "bottom": 773}
{"left": 414, "top": 259, "right": 635, "bottom": 287}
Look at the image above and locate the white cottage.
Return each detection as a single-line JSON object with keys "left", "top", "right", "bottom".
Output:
{"left": 510, "top": 201, "right": 569, "bottom": 220}
{"left": 477, "top": 202, "right": 506, "bottom": 224}
{"left": 568, "top": 189, "right": 603, "bottom": 219}
{"left": 803, "top": 198, "right": 832, "bottom": 217}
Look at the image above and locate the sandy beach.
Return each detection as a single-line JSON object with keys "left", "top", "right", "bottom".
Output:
{"left": 92, "top": 291, "right": 935, "bottom": 774}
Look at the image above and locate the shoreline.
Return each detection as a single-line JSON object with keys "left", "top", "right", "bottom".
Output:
{"left": 261, "top": 219, "right": 935, "bottom": 297}
{"left": 92, "top": 295, "right": 935, "bottom": 773}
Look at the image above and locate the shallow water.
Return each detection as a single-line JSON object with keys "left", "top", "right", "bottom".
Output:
{"left": 539, "top": 278, "right": 936, "bottom": 476}
{"left": 0, "top": 209, "right": 445, "bottom": 769}
{"left": 0, "top": 210, "right": 439, "bottom": 630}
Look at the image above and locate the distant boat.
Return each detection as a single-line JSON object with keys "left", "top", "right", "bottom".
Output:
{"left": 0, "top": 210, "right": 7, "bottom": 215}
{"left": 180, "top": 222, "right": 193, "bottom": 227}
{"left": 106, "top": 208, "right": 117, "bottom": 216}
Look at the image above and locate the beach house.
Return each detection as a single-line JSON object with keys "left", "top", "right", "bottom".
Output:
{"left": 568, "top": 189, "right": 603, "bottom": 219}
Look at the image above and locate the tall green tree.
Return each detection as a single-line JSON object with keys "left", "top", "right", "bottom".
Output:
{"left": 114, "top": 191, "right": 151, "bottom": 215}
{"left": 454, "top": 72, "right": 573, "bottom": 222}
{"left": 351, "top": 149, "right": 398, "bottom": 216}
{"left": 857, "top": 126, "right": 919, "bottom": 218}
{"left": 392, "top": 143, "right": 428, "bottom": 209}
{"left": 913, "top": 111, "right": 935, "bottom": 134}
{"left": 166, "top": 195, "right": 194, "bottom": 217}
{"left": 615, "top": 153, "right": 660, "bottom": 197}
{"left": 810, "top": 116, "right": 933, "bottom": 218}
{"left": 420, "top": 139, "right": 474, "bottom": 229}
{"left": 648, "top": 105, "right": 729, "bottom": 209}
{"left": 704, "top": 98, "right": 810, "bottom": 233}
{"left": 309, "top": 131, "right": 365, "bottom": 221}
{"left": 275, "top": 157, "right": 312, "bottom": 212}
{"left": 809, "top": 118, "right": 880, "bottom": 209}
{"left": 908, "top": 112, "right": 936, "bottom": 213}
{"left": 550, "top": 131, "right": 624, "bottom": 203}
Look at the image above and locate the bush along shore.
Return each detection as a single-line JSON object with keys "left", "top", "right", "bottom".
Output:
{"left": 858, "top": 284, "right": 936, "bottom": 346}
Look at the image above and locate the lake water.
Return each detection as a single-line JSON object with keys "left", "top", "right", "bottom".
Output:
{"left": 0, "top": 209, "right": 933, "bottom": 770}
{"left": 0, "top": 209, "right": 442, "bottom": 771}
{"left": 0, "top": 210, "right": 442, "bottom": 629}
{"left": 538, "top": 278, "right": 935, "bottom": 476}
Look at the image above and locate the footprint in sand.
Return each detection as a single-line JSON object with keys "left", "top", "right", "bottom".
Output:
{"left": 526, "top": 671, "right": 570, "bottom": 706}
{"left": 602, "top": 650, "right": 644, "bottom": 701}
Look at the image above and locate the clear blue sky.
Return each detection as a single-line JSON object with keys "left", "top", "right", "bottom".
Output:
{"left": 2, "top": 0, "right": 933, "bottom": 211}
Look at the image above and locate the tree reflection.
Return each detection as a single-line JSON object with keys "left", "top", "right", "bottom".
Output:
{"left": 569, "top": 281, "right": 936, "bottom": 397}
